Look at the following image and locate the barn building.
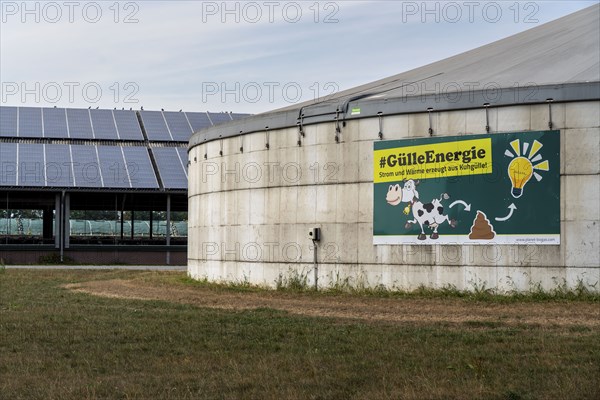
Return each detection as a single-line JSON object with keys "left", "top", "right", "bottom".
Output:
{"left": 0, "top": 107, "right": 248, "bottom": 264}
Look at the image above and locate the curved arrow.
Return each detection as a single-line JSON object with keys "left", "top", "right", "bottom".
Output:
{"left": 449, "top": 200, "right": 471, "bottom": 212}
{"left": 495, "top": 203, "right": 517, "bottom": 221}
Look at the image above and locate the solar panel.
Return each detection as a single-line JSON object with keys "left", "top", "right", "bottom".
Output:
{"left": 177, "top": 147, "right": 189, "bottom": 175}
{"left": 0, "top": 107, "right": 18, "bottom": 137}
{"left": 18, "top": 107, "right": 43, "bottom": 138}
{"left": 140, "top": 111, "right": 172, "bottom": 141}
{"left": 208, "top": 112, "right": 233, "bottom": 125}
{"left": 163, "top": 111, "right": 193, "bottom": 142}
{"left": 67, "top": 108, "right": 94, "bottom": 139}
{"left": 152, "top": 147, "right": 187, "bottom": 189}
{"left": 122, "top": 147, "right": 159, "bottom": 188}
{"left": 18, "top": 143, "right": 45, "bottom": 186}
{"left": 90, "top": 109, "right": 119, "bottom": 140}
{"left": 113, "top": 110, "right": 144, "bottom": 140}
{"left": 42, "top": 108, "right": 68, "bottom": 138}
{"left": 0, "top": 142, "right": 18, "bottom": 185}
{"left": 44, "top": 144, "right": 74, "bottom": 187}
{"left": 185, "top": 112, "right": 212, "bottom": 132}
{"left": 70, "top": 145, "right": 102, "bottom": 187}
{"left": 97, "top": 146, "right": 130, "bottom": 188}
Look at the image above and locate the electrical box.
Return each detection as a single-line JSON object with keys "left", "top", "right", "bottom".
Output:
{"left": 309, "top": 227, "right": 321, "bottom": 241}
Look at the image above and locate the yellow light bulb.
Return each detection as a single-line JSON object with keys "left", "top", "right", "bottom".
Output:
{"left": 508, "top": 156, "right": 533, "bottom": 198}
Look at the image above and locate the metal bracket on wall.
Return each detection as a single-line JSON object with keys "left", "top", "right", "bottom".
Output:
{"left": 219, "top": 136, "right": 223, "bottom": 156}
{"left": 547, "top": 98, "right": 554, "bottom": 129}
{"left": 204, "top": 139, "right": 208, "bottom": 160}
{"left": 239, "top": 132, "right": 244, "bottom": 153}
{"left": 427, "top": 107, "right": 434, "bottom": 136}
{"left": 335, "top": 109, "right": 341, "bottom": 143}
{"left": 378, "top": 112, "right": 383, "bottom": 140}
{"left": 296, "top": 116, "right": 304, "bottom": 147}
{"left": 484, "top": 103, "right": 491, "bottom": 133}
{"left": 298, "top": 114, "right": 305, "bottom": 136}
{"left": 265, "top": 127, "right": 270, "bottom": 150}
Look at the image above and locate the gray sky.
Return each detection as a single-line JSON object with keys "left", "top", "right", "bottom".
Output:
{"left": 1, "top": 1, "right": 596, "bottom": 113}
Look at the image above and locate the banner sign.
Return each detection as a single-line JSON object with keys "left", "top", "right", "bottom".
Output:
{"left": 373, "top": 131, "right": 560, "bottom": 245}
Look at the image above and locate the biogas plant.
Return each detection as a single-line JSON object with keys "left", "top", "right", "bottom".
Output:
{"left": 187, "top": 6, "right": 600, "bottom": 293}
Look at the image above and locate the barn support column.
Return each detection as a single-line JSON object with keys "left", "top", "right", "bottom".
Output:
{"left": 166, "top": 194, "right": 171, "bottom": 265}
{"left": 54, "top": 194, "right": 61, "bottom": 249}
{"left": 131, "top": 209, "right": 135, "bottom": 240}
{"left": 63, "top": 193, "right": 70, "bottom": 250}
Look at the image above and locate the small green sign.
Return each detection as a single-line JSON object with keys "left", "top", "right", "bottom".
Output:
{"left": 373, "top": 131, "right": 560, "bottom": 245}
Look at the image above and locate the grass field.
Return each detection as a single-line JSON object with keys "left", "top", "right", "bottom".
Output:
{"left": 1, "top": 269, "right": 599, "bottom": 400}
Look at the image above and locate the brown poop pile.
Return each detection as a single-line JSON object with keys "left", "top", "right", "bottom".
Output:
{"left": 469, "top": 211, "right": 496, "bottom": 240}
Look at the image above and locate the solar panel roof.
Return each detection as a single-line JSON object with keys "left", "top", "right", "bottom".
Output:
{"left": 45, "top": 144, "right": 74, "bottom": 187}
{"left": 91, "top": 109, "right": 119, "bottom": 140}
{"left": 42, "top": 108, "right": 68, "bottom": 138}
{"left": 0, "top": 107, "right": 18, "bottom": 137}
{"left": 70, "top": 144, "right": 102, "bottom": 187}
{"left": 163, "top": 111, "right": 193, "bottom": 141}
{"left": 140, "top": 111, "right": 172, "bottom": 141}
{"left": 184, "top": 112, "right": 212, "bottom": 132}
{"left": 0, "top": 142, "right": 17, "bottom": 185}
{"left": 18, "top": 143, "right": 45, "bottom": 186}
{"left": 18, "top": 107, "right": 42, "bottom": 138}
{"left": 152, "top": 147, "right": 187, "bottom": 189}
{"left": 67, "top": 108, "right": 94, "bottom": 139}
{"left": 113, "top": 109, "right": 144, "bottom": 140}
{"left": 1, "top": 106, "right": 250, "bottom": 191}
{"left": 97, "top": 145, "right": 130, "bottom": 188}
{"left": 122, "top": 146, "right": 159, "bottom": 189}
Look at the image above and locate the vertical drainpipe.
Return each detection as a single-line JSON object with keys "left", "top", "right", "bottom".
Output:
{"left": 166, "top": 194, "right": 171, "bottom": 265}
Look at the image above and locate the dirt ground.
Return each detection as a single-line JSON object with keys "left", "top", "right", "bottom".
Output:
{"left": 64, "top": 278, "right": 600, "bottom": 327}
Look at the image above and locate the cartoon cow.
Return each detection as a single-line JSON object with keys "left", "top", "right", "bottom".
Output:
{"left": 386, "top": 179, "right": 456, "bottom": 240}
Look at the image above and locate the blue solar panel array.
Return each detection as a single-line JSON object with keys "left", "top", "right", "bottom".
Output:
{"left": 67, "top": 108, "right": 94, "bottom": 139}
{"left": 0, "top": 107, "right": 148, "bottom": 140}
{"left": 0, "top": 142, "right": 17, "bottom": 185}
{"left": 19, "top": 107, "right": 43, "bottom": 138}
{"left": 97, "top": 145, "right": 130, "bottom": 188}
{"left": 17, "top": 143, "right": 45, "bottom": 186}
{"left": 163, "top": 111, "right": 193, "bottom": 141}
{"left": 139, "top": 111, "right": 172, "bottom": 141}
{"left": 152, "top": 147, "right": 187, "bottom": 189}
{"left": 0, "top": 143, "right": 160, "bottom": 189}
{"left": 113, "top": 110, "right": 144, "bottom": 140}
{"left": 70, "top": 144, "right": 102, "bottom": 187}
{"left": 91, "top": 109, "right": 119, "bottom": 140}
{"left": 185, "top": 112, "right": 212, "bottom": 133}
{"left": 43, "top": 108, "right": 69, "bottom": 138}
{"left": 0, "top": 107, "right": 18, "bottom": 137}
{"left": 123, "top": 147, "right": 159, "bottom": 189}
{"left": 0, "top": 106, "right": 248, "bottom": 140}
{"left": 0, "top": 106, "right": 249, "bottom": 191}
{"left": 45, "top": 144, "right": 74, "bottom": 187}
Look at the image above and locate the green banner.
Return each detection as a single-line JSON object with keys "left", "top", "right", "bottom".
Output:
{"left": 373, "top": 131, "right": 560, "bottom": 245}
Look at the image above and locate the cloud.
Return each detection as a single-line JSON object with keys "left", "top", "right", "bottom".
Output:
{"left": 1, "top": 0, "right": 596, "bottom": 113}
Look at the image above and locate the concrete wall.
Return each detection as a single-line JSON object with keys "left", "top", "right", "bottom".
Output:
{"left": 188, "top": 101, "right": 599, "bottom": 292}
